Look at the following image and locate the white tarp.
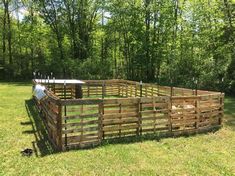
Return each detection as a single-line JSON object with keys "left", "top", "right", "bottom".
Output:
{"left": 34, "top": 79, "right": 85, "bottom": 84}
{"left": 33, "top": 84, "right": 46, "bottom": 100}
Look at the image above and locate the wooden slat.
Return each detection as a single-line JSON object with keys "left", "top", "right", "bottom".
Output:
{"left": 103, "top": 118, "right": 138, "bottom": 125}
{"left": 141, "top": 109, "right": 168, "bottom": 114}
{"left": 62, "top": 126, "right": 99, "bottom": 134}
{"left": 141, "top": 127, "right": 169, "bottom": 133}
{"left": 63, "top": 133, "right": 99, "bottom": 143}
{"left": 62, "top": 120, "right": 99, "bottom": 128}
{"left": 141, "top": 121, "right": 168, "bottom": 127}
{"left": 102, "top": 112, "right": 138, "bottom": 119}
{"left": 103, "top": 124, "right": 139, "bottom": 132}
{"left": 104, "top": 131, "right": 137, "bottom": 138}
{"left": 142, "top": 115, "right": 167, "bottom": 121}
{"left": 61, "top": 99, "right": 102, "bottom": 106}
{"left": 63, "top": 113, "right": 99, "bottom": 120}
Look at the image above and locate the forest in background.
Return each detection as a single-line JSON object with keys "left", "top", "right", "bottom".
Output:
{"left": 0, "top": 0, "right": 234, "bottom": 94}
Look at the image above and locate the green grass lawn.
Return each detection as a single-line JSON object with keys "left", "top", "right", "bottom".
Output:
{"left": 0, "top": 82, "right": 235, "bottom": 176}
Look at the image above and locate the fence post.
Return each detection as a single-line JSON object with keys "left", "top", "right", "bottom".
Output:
{"left": 195, "top": 97, "right": 200, "bottom": 131}
{"left": 221, "top": 78, "right": 224, "bottom": 93}
{"left": 33, "top": 71, "right": 36, "bottom": 80}
{"left": 168, "top": 97, "right": 172, "bottom": 133}
{"left": 47, "top": 76, "right": 50, "bottom": 89}
{"left": 119, "top": 103, "right": 122, "bottom": 137}
{"left": 135, "top": 83, "right": 137, "bottom": 97}
{"left": 37, "top": 72, "right": 40, "bottom": 81}
{"left": 151, "top": 85, "right": 154, "bottom": 97}
{"left": 57, "top": 101, "right": 63, "bottom": 151}
{"left": 63, "top": 81, "right": 67, "bottom": 148}
{"left": 99, "top": 101, "right": 104, "bottom": 140}
{"left": 140, "top": 81, "right": 143, "bottom": 97}
{"left": 158, "top": 77, "right": 160, "bottom": 96}
{"left": 219, "top": 93, "right": 224, "bottom": 125}
{"left": 145, "top": 84, "right": 147, "bottom": 97}
{"left": 170, "top": 79, "right": 173, "bottom": 96}
{"left": 118, "top": 83, "right": 120, "bottom": 96}
{"left": 137, "top": 98, "right": 142, "bottom": 136}
{"left": 87, "top": 82, "right": 90, "bottom": 97}
{"left": 130, "top": 84, "right": 133, "bottom": 97}
{"left": 102, "top": 81, "right": 105, "bottom": 99}
{"left": 98, "top": 103, "right": 103, "bottom": 142}
{"left": 53, "top": 77, "right": 55, "bottom": 94}
{"left": 125, "top": 81, "right": 128, "bottom": 97}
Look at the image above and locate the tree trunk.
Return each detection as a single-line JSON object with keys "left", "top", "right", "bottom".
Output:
{"left": 2, "top": 0, "right": 7, "bottom": 66}
{"left": 145, "top": 0, "right": 151, "bottom": 81}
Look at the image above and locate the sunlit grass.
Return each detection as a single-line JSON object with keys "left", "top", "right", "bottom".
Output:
{"left": 0, "top": 82, "right": 235, "bottom": 176}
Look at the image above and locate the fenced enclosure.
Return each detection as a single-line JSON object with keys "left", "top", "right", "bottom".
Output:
{"left": 33, "top": 79, "right": 224, "bottom": 151}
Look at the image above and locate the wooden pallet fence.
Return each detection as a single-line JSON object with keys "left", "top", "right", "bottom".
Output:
{"left": 34, "top": 90, "right": 62, "bottom": 150}
{"left": 32, "top": 79, "right": 224, "bottom": 151}
{"left": 37, "top": 79, "right": 221, "bottom": 99}
{"left": 60, "top": 99, "right": 102, "bottom": 150}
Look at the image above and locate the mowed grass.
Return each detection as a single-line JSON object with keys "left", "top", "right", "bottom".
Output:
{"left": 0, "top": 82, "right": 235, "bottom": 176}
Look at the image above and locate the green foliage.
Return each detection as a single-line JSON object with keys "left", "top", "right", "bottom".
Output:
{"left": 0, "top": 0, "right": 234, "bottom": 94}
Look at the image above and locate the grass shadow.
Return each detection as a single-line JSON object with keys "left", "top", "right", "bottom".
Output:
{"left": 21, "top": 121, "right": 33, "bottom": 125}
{"left": 24, "top": 99, "right": 57, "bottom": 157}
{"left": 224, "top": 96, "right": 235, "bottom": 130}
{"left": 64, "top": 126, "right": 221, "bottom": 152}
{"left": 100, "top": 126, "right": 220, "bottom": 146}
